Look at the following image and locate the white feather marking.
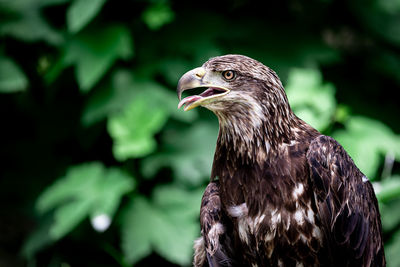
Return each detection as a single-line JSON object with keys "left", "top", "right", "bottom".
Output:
{"left": 238, "top": 219, "right": 249, "bottom": 244}
{"left": 306, "top": 208, "right": 315, "bottom": 224}
{"left": 194, "top": 237, "right": 204, "bottom": 247}
{"left": 265, "top": 141, "right": 271, "bottom": 153}
{"left": 227, "top": 203, "right": 248, "bottom": 218}
{"left": 362, "top": 175, "right": 368, "bottom": 183}
{"left": 271, "top": 209, "right": 281, "bottom": 226}
{"left": 208, "top": 223, "right": 224, "bottom": 240}
{"left": 245, "top": 213, "right": 265, "bottom": 235}
{"left": 312, "top": 226, "right": 323, "bottom": 242}
{"left": 294, "top": 210, "right": 304, "bottom": 225}
{"left": 257, "top": 149, "right": 267, "bottom": 165}
{"left": 292, "top": 183, "right": 304, "bottom": 199}
{"left": 285, "top": 216, "right": 291, "bottom": 230}
{"left": 271, "top": 208, "right": 278, "bottom": 216}
{"left": 193, "top": 237, "right": 206, "bottom": 266}
{"left": 255, "top": 214, "right": 265, "bottom": 228}
{"left": 207, "top": 223, "right": 224, "bottom": 254}
{"left": 264, "top": 229, "right": 276, "bottom": 242}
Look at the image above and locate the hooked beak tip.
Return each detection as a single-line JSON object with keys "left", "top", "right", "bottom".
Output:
{"left": 177, "top": 67, "right": 206, "bottom": 101}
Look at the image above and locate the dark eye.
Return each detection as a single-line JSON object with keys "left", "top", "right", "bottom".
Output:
{"left": 222, "top": 70, "right": 236, "bottom": 81}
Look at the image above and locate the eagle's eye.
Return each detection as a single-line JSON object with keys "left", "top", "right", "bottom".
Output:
{"left": 222, "top": 70, "right": 236, "bottom": 81}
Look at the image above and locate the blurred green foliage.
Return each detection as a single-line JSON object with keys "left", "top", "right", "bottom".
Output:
{"left": 36, "top": 162, "right": 134, "bottom": 239}
{"left": 0, "top": 56, "right": 28, "bottom": 93}
{"left": 1, "top": 0, "right": 400, "bottom": 266}
{"left": 285, "top": 68, "right": 336, "bottom": 131}
{"left": 121, "top": 186, "right": 202, "bottom": 265}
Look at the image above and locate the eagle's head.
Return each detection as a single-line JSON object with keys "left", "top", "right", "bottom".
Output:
{"left": 177, "top": 55, "right": 296, "bottom": 149}
{"left": 178, "top": 54, "right": 288, "bottom": 111}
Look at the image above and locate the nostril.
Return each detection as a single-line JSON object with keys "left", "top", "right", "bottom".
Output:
{"left": 195, "top": 68, "right": 206, "bottom": 78}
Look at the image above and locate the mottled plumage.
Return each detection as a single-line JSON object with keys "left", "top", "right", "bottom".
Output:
{"left": 177, "top": 55, "right": 385, "bottom": 266}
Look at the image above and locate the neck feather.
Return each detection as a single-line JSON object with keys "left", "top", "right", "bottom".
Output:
{"left": 214, "top": 94, "right": 297, "bottom": 162}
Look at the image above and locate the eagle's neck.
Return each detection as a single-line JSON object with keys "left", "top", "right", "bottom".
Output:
{"left": 210, "top": 91, "right": 320, "bottom": 182}
{"left": 214, "top": 96, "right": 297, "bottom": 164}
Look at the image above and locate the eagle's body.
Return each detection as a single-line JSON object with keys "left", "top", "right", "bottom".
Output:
{"left": 177, "top": 55, "right": 385, "bottom": 266}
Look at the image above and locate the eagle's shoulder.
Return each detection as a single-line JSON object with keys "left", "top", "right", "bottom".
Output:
{"left": 306, "top": 135, "right": 357, "bottom": 200}
{"left": 306, "top": 135, "right": 385, "bottom": 266}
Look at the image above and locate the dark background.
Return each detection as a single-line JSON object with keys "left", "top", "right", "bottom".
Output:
{"left": 1, "top": 0, "right": 400, "bottom": 266}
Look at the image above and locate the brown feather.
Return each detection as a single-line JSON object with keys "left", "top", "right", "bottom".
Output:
{"left": 185, "top": 55, "right": 385, "bottom": 267}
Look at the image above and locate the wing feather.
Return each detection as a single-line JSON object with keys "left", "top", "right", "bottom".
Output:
{"left": 194, "top": 181, "right": 236, "bottom": 267}
{"left": 306, "top": 135, "right": 385, "bottom": 266}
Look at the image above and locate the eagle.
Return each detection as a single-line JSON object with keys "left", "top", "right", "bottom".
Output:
{"left": 177, "top": 55, "right": 385, "bottom": 267}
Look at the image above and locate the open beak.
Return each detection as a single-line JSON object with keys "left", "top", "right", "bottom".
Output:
{"left": 177, "top": 67, "right": 230, "bottom": 111}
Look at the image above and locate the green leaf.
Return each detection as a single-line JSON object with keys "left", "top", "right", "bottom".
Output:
{"left": 62, "top": 25, "right": 133, "bottom": 92}
{"left": 142, "top": 2, "right": 174, "bottom": 30}
{"left": 91, "top": 168, "right": 135, "bottom": 217}
{"left": 141, "top": 120, "right": 218, "bottom": 185}
{"left": 107, "top": 90, "right": 169, "bottom": 160}
{"left": 377, "top": 0, "right": 400, "bottom": 13}
{"left": 380, "top": 197, "right": 400, "bottom": 232}
{"left": 37, "top": 162, "right": 102, "bottom": 213}
{"left": 121, "top": 186, "right": 202, "bottom": 265}
{"left": 157, "top": 57, "right": 192, "bottom": 86}
{"left": 82, "top": 69, "right": 196, "bottom": 127}
{"left": 0, "top": 56, "right": 28, "bottom": 93}
{"left": 0, "top": 0, "right": 63, "bottom": 44}
{"left": 375, "top": 176, "right": 400, "bottom": 203}
{"left": 81, "top": 70, "right": 137, "bottom": 126}
{"left": 285, "top": 68, "right": 336, "bottom": 131}
{"left": 333, "top": 116, "right": 400, "bottom": 178}
{"left": 386, "top": 230, "right": 400, "bottom": 267}
{"left": 152, "top": 185, "right": 201, "bottom": 220}
{"left": 50, "top": 198, "right": 93, "bottom": 239}
{"left": 36, "top": 162, "right": 134, "bottom": 240}
{"left": 335, "top": 104, "right": 351, "bottom": 124}
{"left": 67, "top": 0, "right": 107, "bottom": 33}
{"left": 104, "top": 72, "right": 198, "bottom": 160}
{"left": 120, "top": 196, "right": 156, "bottom": 264}
{"left": 143, "top": 81, "right": 198, "bottom": 123}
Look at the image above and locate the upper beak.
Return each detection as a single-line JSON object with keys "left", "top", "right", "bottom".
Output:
{"left": 176, "top": 67, "right": 230, "bottom": 111}
{"left": 177, "top": 67, "right": 206, "bottom": 101}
